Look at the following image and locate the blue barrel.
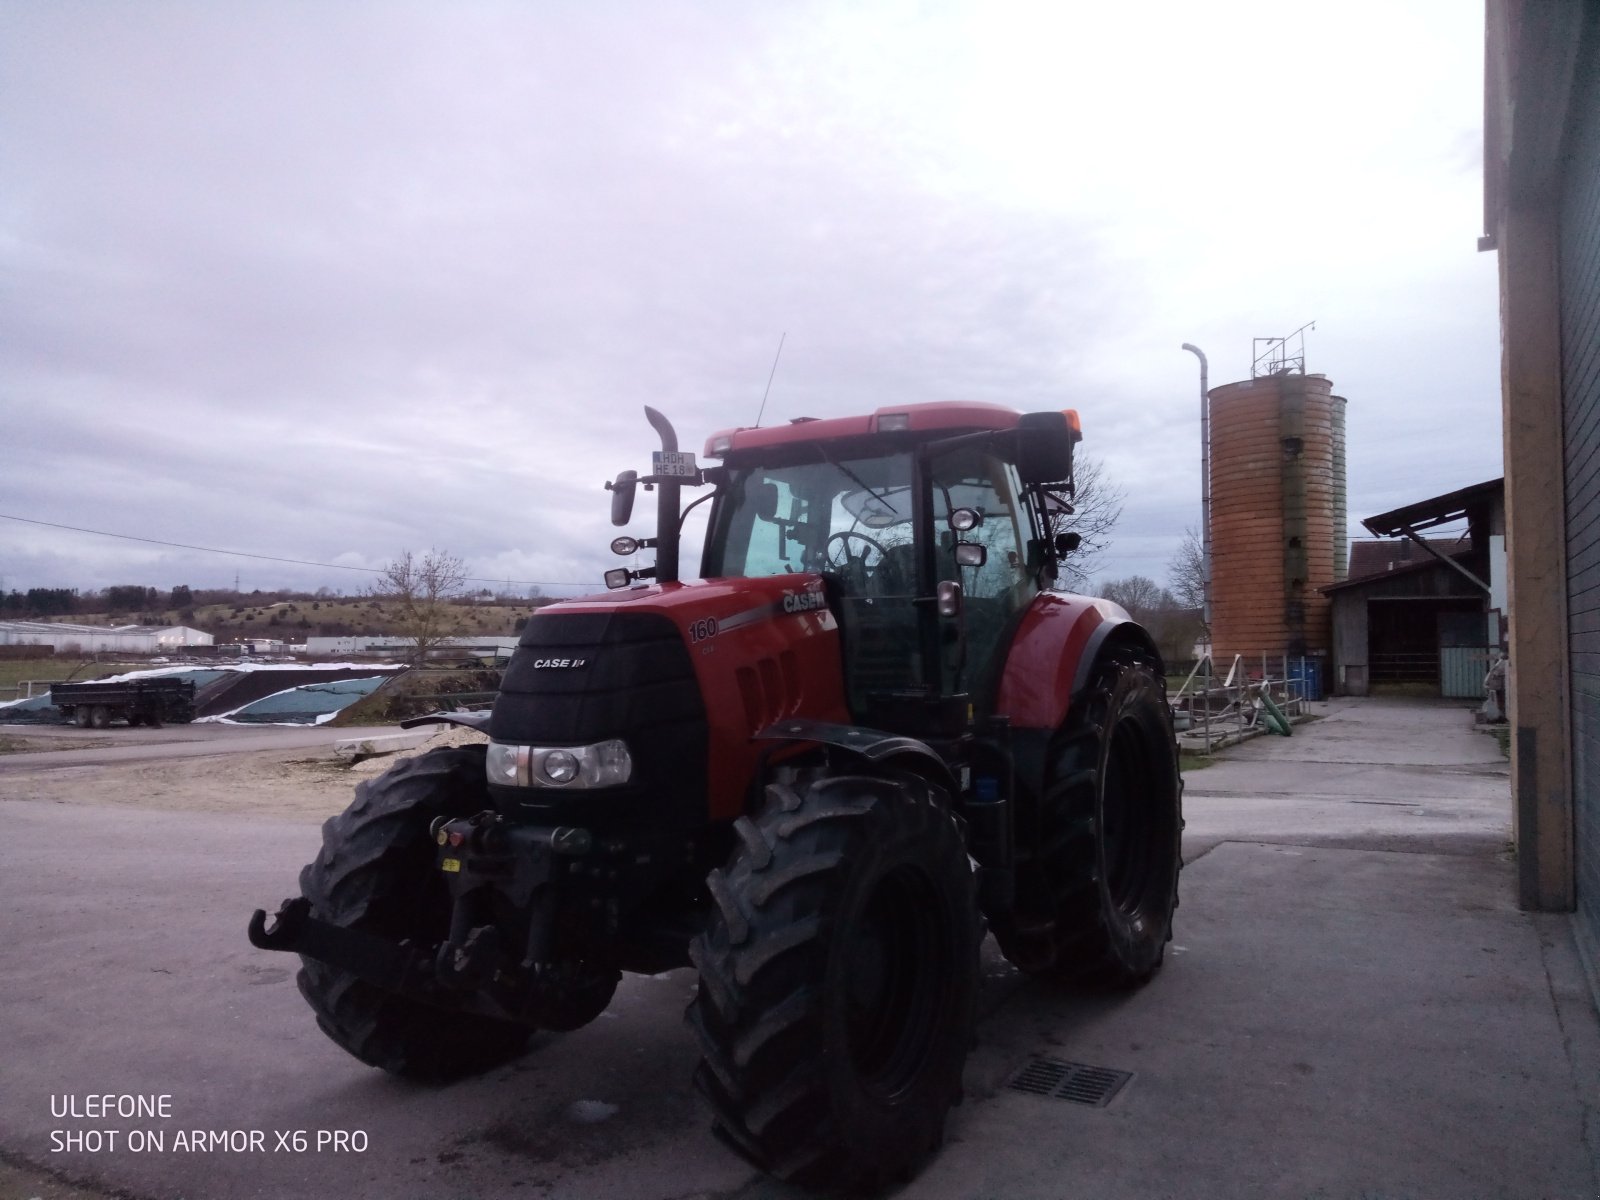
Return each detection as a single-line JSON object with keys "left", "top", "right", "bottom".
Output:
{"left": 1287, "top": 658, "right": 1323, "bottom": 701}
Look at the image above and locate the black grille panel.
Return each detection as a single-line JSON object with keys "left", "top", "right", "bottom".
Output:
{"left": 487, "top": 610, "right": 708, "bottom": 833}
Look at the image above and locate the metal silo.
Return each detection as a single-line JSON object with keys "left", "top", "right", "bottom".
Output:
{"left": 1207, "top": 372, "right": 1346, "bottom": 671}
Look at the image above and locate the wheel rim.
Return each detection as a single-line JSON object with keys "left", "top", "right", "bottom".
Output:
{"left": 1102, "top": 717, "right": 1161, "bottom": 913}
{"left": 844, "top": 864, "right": 949, "bottom": 1101}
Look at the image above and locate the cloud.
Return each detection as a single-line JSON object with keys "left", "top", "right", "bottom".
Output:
{"left": 1, "top": 1, "right": 1499, "bottom": 600}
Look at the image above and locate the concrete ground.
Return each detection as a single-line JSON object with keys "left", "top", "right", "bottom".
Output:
{"left": 1, "top": 696, "right": 1596, "bottom": 1199}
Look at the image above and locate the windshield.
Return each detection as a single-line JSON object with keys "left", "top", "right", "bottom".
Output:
{"left": 705, "top": 452, "right": 915, "bottom": 592}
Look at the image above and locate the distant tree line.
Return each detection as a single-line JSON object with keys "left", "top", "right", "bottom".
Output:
{"left": 1, "top": 588, "right": 79, "bottom": 617}
{"left": 2, "top": 572, "right": 554, "bottom": 632}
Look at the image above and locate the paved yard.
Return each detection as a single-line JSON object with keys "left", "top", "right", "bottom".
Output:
{"left": 2, "top": 696, "right": 1595, "bottom": 1199}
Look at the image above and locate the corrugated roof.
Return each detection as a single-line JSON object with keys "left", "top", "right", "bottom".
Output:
{"left": 1345, "top": 536, "right": 1472, "bottom": 584}
{"left": 1362, "top": 478, "right": 1503, "bottom": 537}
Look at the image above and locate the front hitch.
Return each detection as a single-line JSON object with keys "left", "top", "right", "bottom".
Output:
{"left": 248, "top": 898, "right": 434, "bottom": 993}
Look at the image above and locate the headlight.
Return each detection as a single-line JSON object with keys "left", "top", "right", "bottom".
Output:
{"left": 486, "top": 739, "right": 633, "bottom": 789}
{"left": 542, "top": 750, "right": 579, "bottom": 784}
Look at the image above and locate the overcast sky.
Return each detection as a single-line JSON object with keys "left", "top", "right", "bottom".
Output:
{"left": 1, "top": 1, "right": 1500, "bottom": 601}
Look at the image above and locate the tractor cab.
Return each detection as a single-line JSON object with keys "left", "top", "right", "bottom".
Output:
{"left": 695, "top": 403, "right": 1082, "bottom": 736}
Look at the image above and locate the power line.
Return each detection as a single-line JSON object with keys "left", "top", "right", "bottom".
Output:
{"left": 0, "top": 512, "right": 587, "bottom": 590}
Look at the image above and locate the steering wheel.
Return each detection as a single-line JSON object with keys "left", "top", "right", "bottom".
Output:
{"left": 825, "top": 530, "right": 888, "bottom": 571}
{"left": 823, "top": 531, "right": 889, "bottom": 591}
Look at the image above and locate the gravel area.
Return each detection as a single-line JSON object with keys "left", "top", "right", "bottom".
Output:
{"left": 0, "top": 724, "right": 489, "bottom": 820}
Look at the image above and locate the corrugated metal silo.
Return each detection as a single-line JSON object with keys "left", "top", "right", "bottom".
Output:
{"left": 1207, "top": 373, "right": 1347, "bottom": 668}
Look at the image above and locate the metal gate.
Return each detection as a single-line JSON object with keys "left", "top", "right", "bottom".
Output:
{"left": 1439, "top": 646, "right": 1491, "bottom": 700}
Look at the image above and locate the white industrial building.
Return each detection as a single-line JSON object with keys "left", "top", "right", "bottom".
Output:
{"left": 304, "top": 634, "right": 519, "bottom": 658}
{"left": 0, "top": 621, "right": 214, "bottom": 654}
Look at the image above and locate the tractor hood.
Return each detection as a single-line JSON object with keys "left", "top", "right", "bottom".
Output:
{"left": 531, "top": 574, "right": 834, "bottom": 637}
{"left": 491, "top": 574, "right": 849, "bottom": 823}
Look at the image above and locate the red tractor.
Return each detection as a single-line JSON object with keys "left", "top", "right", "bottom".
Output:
{"left": 251, "top": 401, "right": 1181, "bottom": 1190}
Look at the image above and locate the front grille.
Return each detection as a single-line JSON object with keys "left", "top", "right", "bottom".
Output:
{"left": 487, "top": 610, "right": 708, "bottom": 833}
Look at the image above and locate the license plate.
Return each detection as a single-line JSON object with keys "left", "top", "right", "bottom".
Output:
{"left": 652, "top": 450, "right": 698, "bottom": 478}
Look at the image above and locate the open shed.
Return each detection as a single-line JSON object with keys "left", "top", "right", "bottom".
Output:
{"left": 1324, "top": 479, "right": 1505, "bottom": 697}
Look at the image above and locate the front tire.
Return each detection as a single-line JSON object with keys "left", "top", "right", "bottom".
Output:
{"left": 688, "top": 773, "right": 980, "bottom": 1191}
{"left": 295, "top": 745, "right": 531, "bottom": 1081}
{"left": 996, "top": 657, "right": 1182, "bottom": 986}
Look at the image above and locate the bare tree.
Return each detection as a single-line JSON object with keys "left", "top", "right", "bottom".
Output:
{"left": 1100, "top": 573, "right": 1205, "bottom": 667}
{"left": 1044, "top": 453, "right": 1126, "bottom": 592}
{"left": 1098, "top": 575, "right": 1173, "bottom": 621}
{"left": 370, "top": 549, "right": 467, "bottom": 666}
{"left": 1167, "top": 526, "right": 1206, "bottom": 611}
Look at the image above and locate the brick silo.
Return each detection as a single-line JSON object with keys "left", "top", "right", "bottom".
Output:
{"left": 1207, "top": 373, "right": 1347, "bottom": 669}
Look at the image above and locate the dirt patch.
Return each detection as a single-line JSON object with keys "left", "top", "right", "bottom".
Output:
{"left": 2, "top": 726, "right": 489, "bottom": 820}
{"left": 0, "top": 735, "right": 117, "bottom": 755}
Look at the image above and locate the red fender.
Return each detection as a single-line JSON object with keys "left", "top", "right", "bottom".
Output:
{"left": 993, "top": 592, "right": 1153, "bottom": 732}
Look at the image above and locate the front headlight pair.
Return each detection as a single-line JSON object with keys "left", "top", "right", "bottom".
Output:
{"left": 486, "top": 739, "right": 633, "bottom": 789}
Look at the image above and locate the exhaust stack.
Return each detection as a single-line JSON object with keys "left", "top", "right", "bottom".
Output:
{"left": 643, "top": 406, "right": 681, "bottom": 585}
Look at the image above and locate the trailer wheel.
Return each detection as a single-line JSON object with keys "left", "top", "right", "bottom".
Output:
{"left": 997, "top": 657, "right": 1182, "bottom": 986}
{"left": 295, "top": 745, "right": 530, "bottom": 1081}
{"left": 688, "top": 773, "right": 979, "bottom": 1190}
{"left": 72, "top": 709, "right": 89, "bottom": 728}
{"left": 88, "top": 706, "right": 111, "bottom": 729}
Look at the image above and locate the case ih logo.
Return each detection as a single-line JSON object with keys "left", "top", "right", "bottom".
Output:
{"left": 782, "top": 590, "right": 826, "bottom": 614}
{"left": 530, "top": 658, "right": 587, "bottom": 669}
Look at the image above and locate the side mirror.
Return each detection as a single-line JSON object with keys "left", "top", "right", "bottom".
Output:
{"left": 1015, "top": 411, "right": 1078, "bottom": 486}
{"left": 954, "top": 543, "right": 987, "bottom": 568}
{"left": 754, "top": 482, "right": 780, "bottom": 521}
{"left": 1055, "top": 531, "right": 1081, "bottom": 554}
{"left": 608, "top": 470, "right": 637, "bottom": 526}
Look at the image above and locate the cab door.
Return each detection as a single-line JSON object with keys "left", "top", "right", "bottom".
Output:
{"left": 925, "top": 444, "right": 1039, "bottom": 706}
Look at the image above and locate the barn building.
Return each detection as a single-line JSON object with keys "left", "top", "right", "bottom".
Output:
{"left": 1324, "top": 479, "right": 1505, "bottom": 698}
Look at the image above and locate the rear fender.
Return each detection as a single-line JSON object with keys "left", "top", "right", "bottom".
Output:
{"left": 993, "top": 592, "right": 1164, "bottom": 734}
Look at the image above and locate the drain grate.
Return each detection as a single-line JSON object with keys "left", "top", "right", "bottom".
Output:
{"left": 1006, "top": 1057, "right": 1132, "bottom": 1107}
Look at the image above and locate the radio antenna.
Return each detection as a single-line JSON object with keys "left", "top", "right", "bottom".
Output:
{"left": 754, "top": 332, "right": 786, "bottom": 428}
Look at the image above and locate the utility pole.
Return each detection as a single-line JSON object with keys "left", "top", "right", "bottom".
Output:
{"left": 1180, "top": 343, "right": 1212, "bottom": 629}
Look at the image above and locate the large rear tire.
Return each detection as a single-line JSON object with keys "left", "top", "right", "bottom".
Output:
{"left": 996, "top": 657, "right": 1182, "bottom": 986}
{"left": 688, "top": 773, "right": 980, "bottom": 1191}
{"left": 295, "top": 745, "right": 531, "bottom": 1081}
